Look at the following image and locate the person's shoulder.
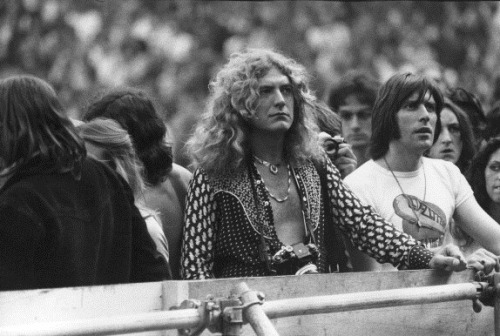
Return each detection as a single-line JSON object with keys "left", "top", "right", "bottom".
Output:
{"left": 169, "top": 163, "right": 193, "bottom": 185}
{"left": 343, "top": 159, "right": 376, "bottom": 183}
{"left": 423, "top": 157, "right": 462, "bottom": 176}
{"left": 82, "top": 156, "right": 118, "bottom": 181}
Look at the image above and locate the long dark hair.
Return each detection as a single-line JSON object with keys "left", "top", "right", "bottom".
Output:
{"left": 467, "top": 138, "right": 500, "bottom": 212}
{"left": 442, "top": 98, "right": 476, "bottom": 174}
{"left": 370, "top": 72, "right": 444, "bottom": 160}
{"left": 0, "top": 75, "right": 85, "bottom": 178}
{"left": 83, "top": 88, "right": 172, "bottom": 186}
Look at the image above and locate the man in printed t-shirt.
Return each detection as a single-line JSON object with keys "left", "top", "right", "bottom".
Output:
{"left": 344, "top": 72, "right": 500, "bottom": 273}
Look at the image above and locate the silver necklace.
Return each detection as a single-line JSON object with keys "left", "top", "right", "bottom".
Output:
{"left": 383, "top": 156, "right": 427, "bottom": 227}
{"left": 253, "top": 155, "right": 281, "bottom": 175}
{"left": 257, "top": 163, "right": 292, "bottom": 203}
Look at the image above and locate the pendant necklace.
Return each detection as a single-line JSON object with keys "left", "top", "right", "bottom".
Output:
{"left": 255, "top": 163, "right": 292, "bottom": 203}
{"left": 383, "top": 156, "right": 427, "bottom": 227}
{"left": 253, "top": 155, "right": 282, "bottom": 175}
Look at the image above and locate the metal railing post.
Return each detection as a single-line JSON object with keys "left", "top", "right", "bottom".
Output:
{"left": 495, "top": 273, "right": 500, "bottom": 336}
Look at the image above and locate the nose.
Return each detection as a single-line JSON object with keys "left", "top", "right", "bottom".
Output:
{"left": 417, "top": 104, "right": 431, "bottom": 124}
{"left": 439, "top": 128, "right": 452, "bottom": 144}
{"left": 350, "top": 116, "right": 360, "bottom": 130}
{"left": 274, "top": 89, "right": 286, "bottom": 108}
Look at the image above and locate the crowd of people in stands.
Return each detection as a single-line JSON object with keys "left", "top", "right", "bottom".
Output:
{"left": 1, "top": 1, "right": 500, "bottom": 291}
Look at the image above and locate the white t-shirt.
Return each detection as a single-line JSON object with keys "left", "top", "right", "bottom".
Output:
{"left": 344, "top": 157, "right": 473, "bottom": 271}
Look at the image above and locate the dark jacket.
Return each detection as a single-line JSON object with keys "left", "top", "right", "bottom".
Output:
{"left": 0, "top": 157, "right": 170, "bottom": 290}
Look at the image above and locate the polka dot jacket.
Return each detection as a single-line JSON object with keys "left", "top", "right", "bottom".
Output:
{"left": 181, "top": 158, "right": 433, "bottom": 279}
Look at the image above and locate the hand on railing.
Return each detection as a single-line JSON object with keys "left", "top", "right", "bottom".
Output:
{"left": 429, "top": 244, "right": 467, "bottom": 271}
{"left": 466, "top": 248, "right": 500, "bottom": 275}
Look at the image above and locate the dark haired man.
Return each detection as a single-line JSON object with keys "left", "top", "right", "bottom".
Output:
{"left": 344, "top": 72, "right": 500, "bottom": 273}
{"left": 327, "top": 70, "right": 380, "bottom": 166}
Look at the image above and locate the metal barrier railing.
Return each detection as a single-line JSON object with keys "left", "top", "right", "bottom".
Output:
{"left": 0, "top": 273, "right": 497, "bottom": 336}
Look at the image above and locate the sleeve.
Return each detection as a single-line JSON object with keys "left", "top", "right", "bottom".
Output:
{"left": 181, "top": 168, "right": 217, "bottom": 279}
{"left": 143, "top": 211, "right": 170, "bottom": 262}
{"left": 323, "top": 160, "right": 433, "bottom": 269}
{"left": 0, "top": 203, "right": 42, "bottom": 290}
{"left": 449, "top": 162, "right": 474, "bottom": 208}
{"left": 130, "top": 199, "right": 172, "bottom": 281}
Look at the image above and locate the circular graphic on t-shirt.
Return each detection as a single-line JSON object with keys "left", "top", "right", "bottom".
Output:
{"left": 393, "top": 194, "right": 446, "bottom": 248}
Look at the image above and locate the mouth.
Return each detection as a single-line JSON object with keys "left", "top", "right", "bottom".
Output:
{"left": 270, "top": 112, "right": 289, "bottom": 117}
{"left": 349, "top": 133, "right": 368, "bottom": 140}
{"left": 441, "top": 148, "right": 454, "bottom": 154}
{"left": 414, "top": 127, "right": 433, "bottom": 135}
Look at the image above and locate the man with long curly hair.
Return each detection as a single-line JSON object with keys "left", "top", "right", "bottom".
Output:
{"left": 181, "top": 49, "right": 467, "bottom": 279}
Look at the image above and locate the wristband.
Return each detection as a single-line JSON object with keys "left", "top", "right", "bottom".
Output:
{"left": 408, "top": 244, "right": 434, "bottom": 269}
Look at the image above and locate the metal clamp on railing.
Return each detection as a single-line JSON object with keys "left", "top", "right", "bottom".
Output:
{"left": 473, "top": 271, "right": 499, "bottom": 312}
{"left": 171, "top": 283, "right": 276, "bottom": 336}
{"left": 172, "top": 296, "right": 222, "bottom": 336}
{"left": 171, "top": 294, "right": 252, "bottom": 336}
{"left": 219, "top": 289, "right": 266, "bottom": 335}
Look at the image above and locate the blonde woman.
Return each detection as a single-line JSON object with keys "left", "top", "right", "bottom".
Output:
{"left": 78, "top": 118, "right": 171, "bottom": 277}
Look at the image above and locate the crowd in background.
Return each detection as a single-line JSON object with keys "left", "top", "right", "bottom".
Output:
{"left": 2, "top": 1, "right": 500, "bottom": 290}
{"left": 1, "top": 1, "right": 500, "bottom": 167}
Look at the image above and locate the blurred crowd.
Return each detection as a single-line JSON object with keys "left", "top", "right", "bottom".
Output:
{"left": 1, "top": 0, "right": 500, "bottom": 166}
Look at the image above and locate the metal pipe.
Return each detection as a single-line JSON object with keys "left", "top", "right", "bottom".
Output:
{"left": 0, "top": 282, "right": 484, "bottom": 336}
{"left": 0, "top": 309, "right": 201, "bottom": 336}
{"left": 262, "top": 282, "right": 482, "bottom": 319}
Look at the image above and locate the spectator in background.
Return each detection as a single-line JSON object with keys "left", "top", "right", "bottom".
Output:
{"left": 428, "top": 97, "right": 476, "bottom": 174}
{"left": 308, "top": 98, "right": 357, "bottom": 179}
{"left": 468, "top": 138, "right": 500, "bottom": 224}
{"left": 327, "top": 70, "right": 380, "bottom": 167}
{"left": 78, "top": 118, "right": 172, "bottom": 277}
{"left": 0, "top": 75, "right": 169, "bottom": 290}
{"left": 456, "top": 138, "right": 500, "bottom": 255}
{"left": 83, "top": 89, "right": 192, "bottom": 279}
{"left": 344, "top": 72, "right": 500, "bottom": 273}
{"left": 448, "top": 87, "right": 488, "bottom": 150}
{"left": 181, "top": 49, "right": 467, "bottom": 280}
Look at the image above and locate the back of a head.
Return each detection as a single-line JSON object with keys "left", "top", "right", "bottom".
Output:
{"left": 78, "top": 118, "right": 145, "bottom": 196}
{"left": 83, "top": 89, "right": 171, "bottom": 186}
{"left": 327, "top": 70, "right": 380, "bottom": 112}
{"left": 370, "top": 72, "right": 444, "bottom": 160}
{"left": 0, "top": 75, "right": 85, "bottom": 177}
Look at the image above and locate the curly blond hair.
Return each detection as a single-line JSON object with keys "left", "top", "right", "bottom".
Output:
{"left": 187, "top": 49, "right": 322, "bottom": 173}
